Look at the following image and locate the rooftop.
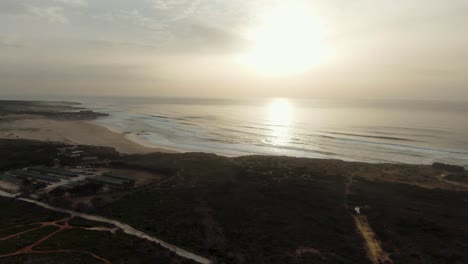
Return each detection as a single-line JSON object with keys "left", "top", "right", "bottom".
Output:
{"left": 28, "top": 166, "right": 77, "bottom": 177}
{"left": 19, "top": 171, "right": 61, "bottom": 183}
{"left": 87, "top": 176, "right": 128, "bottom": 186}
{"left": 61, "top": 182, "right": 85, "bottom": 189}
{"left": 102, "top": 173, "right": 135, "bottom": 181}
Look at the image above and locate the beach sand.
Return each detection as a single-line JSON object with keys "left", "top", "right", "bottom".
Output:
{"left": 0, "top": 115, "right": 175, "bottom": 154}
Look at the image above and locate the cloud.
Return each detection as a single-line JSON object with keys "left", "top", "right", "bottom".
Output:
{"left": 0, "top": 1, "right": 69, "bottom": 24}
{"left": 0, "top": 0, "right": 27, "bottom": 15}
{"left": 149, "top": 0, "right": 183, "bottom": 10}
{"left": 87, "top": 39, "right": 159, "bottom": 50}
{"left": 28, "top": 6, "right": 69, "bottom": 24}
{"left": 53, "top": 0, "right": 88, "bottom": 7}
{"left": 94, "top": 9, "right": 163, "bottom": 31}
{"left": 164, "top": 22, "right": 248, "bottom": 54}
{"left": 0, "top": 35, "right": 21, "bottom": 48}
{"left": 91, "top": 1, "right": 252, "bottom": 54}
{"left": 148, "top": 0, "right": 254, "bottom": 24}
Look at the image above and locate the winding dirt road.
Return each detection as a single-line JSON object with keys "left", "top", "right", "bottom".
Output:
{"left": 0, "top": 216, "right": 113, "bottom": 263}
{"left": 0, "top": 190, "right": 212, "bottom": 264}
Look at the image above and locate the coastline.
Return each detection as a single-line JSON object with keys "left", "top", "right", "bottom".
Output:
{"left": 1, "top": 100, "right": 467, "bottom": 169}
{"left": 123, "top": 132, "right": 188, "bottom": 154}
{"left": 0, "top": 114, "right": 176, "bottom": 155}
{"left": 89, "top": 119, "right": 188, "bottom": 153}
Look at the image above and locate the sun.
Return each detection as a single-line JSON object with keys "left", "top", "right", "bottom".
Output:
{"left": 239, "top": 2, "right": 327, "bottom": 76}
{"left": 268, "top": 98, "right": 293, "bottom": 126}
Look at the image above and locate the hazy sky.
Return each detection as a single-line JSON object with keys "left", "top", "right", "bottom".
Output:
{"left": 1, "top": 0, "right": 467, "bottom": 100}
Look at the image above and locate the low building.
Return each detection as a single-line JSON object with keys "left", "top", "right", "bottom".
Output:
{"left": 20, "top": 172, "right": 61, "bottom": 183}
{"left": 87, "top": 176, "right": 129, "bottom": 186}
{"left": 27, "top": 166, "right": 77, "bottom": 178}
{"left": 60, "top": 181, "right": 85, "bottom": 190}
{"left": 5, "top": 170, "right": 27, "bottom": 177}
{"left": 102, "top": 173, "right": 135, "bottom": 184}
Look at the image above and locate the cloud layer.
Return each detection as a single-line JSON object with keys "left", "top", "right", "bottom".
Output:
{"left": 0, "top": 0, "right": 467, "bottom": 99}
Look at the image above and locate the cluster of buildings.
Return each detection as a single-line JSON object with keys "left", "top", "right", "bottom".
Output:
{"left": 0, "top": 165, "right": 135, "bottom": 195}
{"left": 1, "top": 166, "right": 77, "bottom": 185}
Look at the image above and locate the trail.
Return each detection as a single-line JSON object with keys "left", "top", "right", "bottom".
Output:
{"left": 0, "top": 216, "right": 112, "bottom": 264}
{"left": 352, "top": 215, "right": 392, "bottom": 264}
{"left": 438, "top": 172, "right": 468, "bottom": 189}
{"left": 0, "top": 190, "right": 212, "bottom": 264}
{"left": 343, "top": 177, "right": 392, "bottom": 264}
{"left": 0, "top": 223, "right": 40, "bottom": 232}
{"left": 0, "top": 225, "right": 44, "bottom": 241}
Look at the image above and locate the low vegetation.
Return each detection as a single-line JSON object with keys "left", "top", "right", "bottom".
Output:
{"left": 1, "top": 138, "right": 467, "bottom": 264}
{"left": 349, "top": 179, "right": 468, "bottom": 264}
{"left": 0, "top": 198, "right": 196, "bottom": 264}
{"left": 99, "top": 154, "right": 371, "bottom": 263}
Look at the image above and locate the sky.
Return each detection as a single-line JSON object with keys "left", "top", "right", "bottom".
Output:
{"left": 0, "top": 0, "right": 467, "bottom": 100}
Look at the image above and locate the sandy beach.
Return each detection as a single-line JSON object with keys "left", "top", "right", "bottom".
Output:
{"left": 0, "top": 115, "right": 175, "bottom": 154}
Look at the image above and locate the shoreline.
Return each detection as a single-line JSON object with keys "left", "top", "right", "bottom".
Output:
{"left": 89, "top": 120, "right": 189, "bottom": 154}
{"left": 123, "top": 132, "right": 188, "bottom": 154}
{"left": 2, "top": 114, "right": 467, "bottom": 169}
{"left": 1, "top": 109, "right": 466, "bottom": 170}
{"left": 0, "top": 114, "right": 176, "bottom": 155}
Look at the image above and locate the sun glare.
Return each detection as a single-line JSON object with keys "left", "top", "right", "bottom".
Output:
{"left": 267, "top": 98, "right": 294, "bottom": 145}
{"left": 269, "top": 98, "right": 293, "bottom": 125}
{"left": 239, "top": 2, "right": 327, "bottom": 76}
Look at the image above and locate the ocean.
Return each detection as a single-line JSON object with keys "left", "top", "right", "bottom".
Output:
{"left": 78, "top": 97, "right": 468, "bottom": 168}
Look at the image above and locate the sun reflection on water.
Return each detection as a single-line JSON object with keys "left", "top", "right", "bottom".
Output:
{"left": 267, "top": 98, "right": 294, "bottom": 146}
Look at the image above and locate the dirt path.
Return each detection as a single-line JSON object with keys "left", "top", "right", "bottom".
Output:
{"left": 0, "top": 225, "right": 45, "bottom": 241}
{"left": 0, "top": 216, "right": 112, "bottom": 264}
{"left": 353, "top": 215, "right": 392, "bottom": 264}
{"left": 438, "top": 172, "right": 468, "bottom": 189}
{"left": 0, "top": 190, "right": 212, "bottom": 264}
{"left": 343, "top": 177, "right": 393, "bottom": 264}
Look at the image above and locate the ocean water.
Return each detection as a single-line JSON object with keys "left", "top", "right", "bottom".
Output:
{"left": 79, "top": 97, "right": 468, "bottom": 168}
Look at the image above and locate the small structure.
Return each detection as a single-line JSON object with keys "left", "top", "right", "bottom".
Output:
{"left": 59, "top": 147, "right": 84, "bottom": 157}
{"left": 354, "top": 207, "right": 361, "bottom": 215}
{"left": 82, "top": 156, "right": 99, "bottom": 162}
